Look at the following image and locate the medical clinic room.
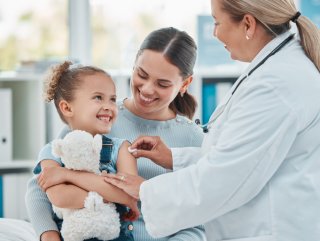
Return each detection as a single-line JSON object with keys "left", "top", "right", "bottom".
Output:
{"left": 1, "top": 0, "right": 320, "bottom": 241}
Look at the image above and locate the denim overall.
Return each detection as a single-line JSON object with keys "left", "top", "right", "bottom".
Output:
{"left": 54, "top": 135, "right": 134, "bottom": 241}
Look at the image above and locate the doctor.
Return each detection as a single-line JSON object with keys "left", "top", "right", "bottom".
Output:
{"left": 104, "top": 0, "right": 320, "bottom": 240}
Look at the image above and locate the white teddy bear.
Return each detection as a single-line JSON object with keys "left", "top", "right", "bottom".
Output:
{"left": 51, "top": 130, "right": 121, "bottom": 241}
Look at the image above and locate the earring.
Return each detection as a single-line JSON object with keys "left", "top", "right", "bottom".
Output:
{"left": 180, "top": 92, "right": 184, "bottom": 97}
{"left": 246, "top": 35, "right": 250, "bottom": 40}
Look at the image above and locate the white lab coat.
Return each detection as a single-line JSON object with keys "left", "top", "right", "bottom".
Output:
{"left": 140, "top": 31, "right": 320, "bottom": 241}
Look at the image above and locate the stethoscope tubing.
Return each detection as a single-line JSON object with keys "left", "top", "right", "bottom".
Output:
{"left": 197, "top": 34, "right": 295, "bottom": 133}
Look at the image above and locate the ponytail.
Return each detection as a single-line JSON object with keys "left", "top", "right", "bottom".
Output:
{"left": 295, "top": 16, "right": 320, "bottom": 72}
{"left": 169, "top": 91, "right": 197, "bottom": 120}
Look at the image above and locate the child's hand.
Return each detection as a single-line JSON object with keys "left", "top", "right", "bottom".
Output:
{"left": 123, "top": 199, "right": 140, "bottom": 221}
{"left": 122, "top": 209, "right": 139, "bottom": 222}
{"left": 37, "top": 166, "right": 68, "bottom": 191}
{"left": 41, "top": 230, "right": 62, "bottom": 241}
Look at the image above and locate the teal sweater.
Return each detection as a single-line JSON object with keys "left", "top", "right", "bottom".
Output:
{"left": 25, "top": 100, "right": 206, "bottom": 241}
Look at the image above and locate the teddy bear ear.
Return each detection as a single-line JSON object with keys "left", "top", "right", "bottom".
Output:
{"left": 52, "top": 139, "right": 64, "bottom": 158}
{"left": 92, "top": 134, "right": 102, "bottom": 154}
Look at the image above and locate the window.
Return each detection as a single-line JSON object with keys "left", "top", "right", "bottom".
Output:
{"left": 90, "top": 0, "right": 210, "bottom": 70}
{"left": 0, "top": 0, "right": 68, "bottom": 71}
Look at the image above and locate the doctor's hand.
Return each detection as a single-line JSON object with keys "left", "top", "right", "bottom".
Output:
{"left": 129, "top": 136, "right": 173, "bottom": 170}
{"left": 103, "top": 172, "right": 145, "bottom": 200}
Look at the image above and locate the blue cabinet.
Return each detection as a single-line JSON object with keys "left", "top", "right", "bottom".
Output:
{"left": 202, "top": 77, "right": 236, "bottom": 124}
{"left": 0, "top": 176, "right": 3, "bottom": 217}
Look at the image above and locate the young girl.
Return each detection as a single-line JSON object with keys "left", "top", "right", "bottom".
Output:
{"left": 35, "top": 61, "right": 138, "bottom": 241}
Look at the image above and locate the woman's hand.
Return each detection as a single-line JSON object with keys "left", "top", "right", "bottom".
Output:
{"left": 129, "top": 136, "right": 173, "bottom": 169}
{"left": 37, "top": 166, "right": 68, "bottom": 191}
{"left": 103, "top": 172, "right": 145, "bottom": 200}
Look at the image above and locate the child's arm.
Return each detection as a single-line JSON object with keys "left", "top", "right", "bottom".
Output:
{"left": 116, "top": 141, "right": 138, "bottom": 175}
{"left": 40, "top": 159, "right": 88, "bottom": 209}
{"left": 39, "top": 163, "right": 137, "bottom": 210}
{"left": 114, "top": 140, "right": 139, "bottom": 220}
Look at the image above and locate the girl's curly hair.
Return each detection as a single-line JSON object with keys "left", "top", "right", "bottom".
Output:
{"left": 43, "top": 60, "right": 110, "bottom": 123}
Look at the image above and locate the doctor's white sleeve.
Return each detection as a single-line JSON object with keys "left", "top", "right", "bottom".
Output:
{"left": 139, "top": 81, "right": 299, "bottom": 238}
{"left": 171, "top": 147, "right": 202, "bottom": 171}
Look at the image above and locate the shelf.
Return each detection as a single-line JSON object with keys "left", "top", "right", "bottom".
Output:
{"left": 0, "top": 73, "right": 46, "bottom": 161}
{"left": 0, "top": 161, "right": 35, "bottom": 174}
{"left": 0, "top": 71, "right": 45, "bottom": 82}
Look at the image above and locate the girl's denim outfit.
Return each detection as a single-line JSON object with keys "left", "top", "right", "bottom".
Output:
{"left": 54, "top": 135, "right": 134, "bottom": 241}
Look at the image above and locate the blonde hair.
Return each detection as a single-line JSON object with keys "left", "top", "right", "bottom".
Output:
{"left": 44, "top": 61, "right": 110, "bottom": 123}
{"left": 220, "top": 0, "right": 320, "bottom": 72}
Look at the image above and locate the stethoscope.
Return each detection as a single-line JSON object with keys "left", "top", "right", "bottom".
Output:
{"left": 196, "top": 34, "right": 295, "bottom": 133}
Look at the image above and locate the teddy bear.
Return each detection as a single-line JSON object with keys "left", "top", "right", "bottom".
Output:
{"left": 51, "top": 130, "right": 121, "bottom": 241}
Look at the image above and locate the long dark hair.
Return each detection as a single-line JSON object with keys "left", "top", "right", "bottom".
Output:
{"left": 136, "top": 27, "right": 198, "bottom": 119}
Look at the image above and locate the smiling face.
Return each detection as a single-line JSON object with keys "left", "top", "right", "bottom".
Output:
{"left": 211, "top": 0, "right": 250, "bottom": 62}
{"left": 64, "top": 72, "right": 118, "bottom": 136}
{"left": 128, "top": 49, "right": 186, "bottom": 120}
